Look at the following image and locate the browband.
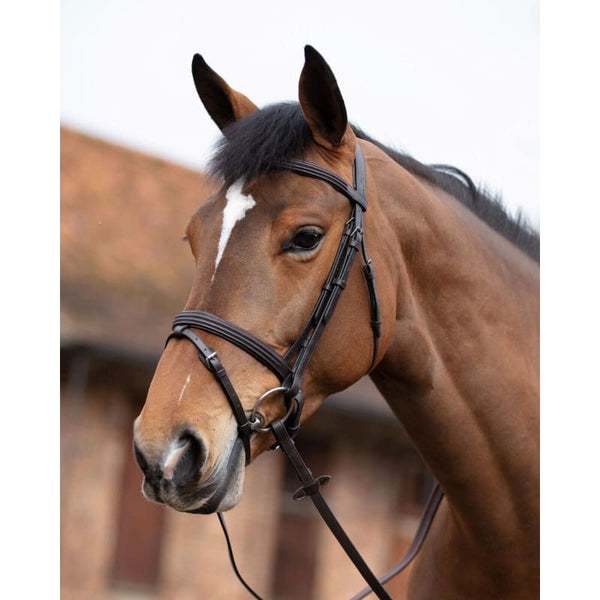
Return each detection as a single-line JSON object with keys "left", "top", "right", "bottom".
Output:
{"left": 276, "top": 146, "right": 367, "bottom": 210}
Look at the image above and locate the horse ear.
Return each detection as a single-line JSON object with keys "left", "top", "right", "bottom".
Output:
{"left": 191, "top": 54, "right": 258, "bottom": 131}
{"left": 299, "top": 46, "right": 350, "bottom": 149}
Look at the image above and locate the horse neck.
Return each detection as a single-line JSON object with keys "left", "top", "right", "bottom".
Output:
{"left": 370, "top": 164, "right": 539, "bottom": 554}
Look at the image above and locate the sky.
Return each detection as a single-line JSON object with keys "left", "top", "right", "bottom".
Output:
{"left": 61, "top": 0, "right": 539, "bottom": 225}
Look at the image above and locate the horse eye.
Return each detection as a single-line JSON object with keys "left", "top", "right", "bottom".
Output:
{"left": 285, "top": 228, "right": 324, "bottom": 252}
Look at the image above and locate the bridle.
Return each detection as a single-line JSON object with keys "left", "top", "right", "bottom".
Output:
{"left": 165, "top": 143, "right": 443, "bottom": 599}
{"left": 167, "top": 143, "right": 379, "bottom": 463}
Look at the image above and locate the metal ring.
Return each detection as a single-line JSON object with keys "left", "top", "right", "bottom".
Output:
{"left": 247, "top": 412, "right": 265, "bottom": 429}
{"left": 248, "top": 386, "right": 296, "bottom": 433}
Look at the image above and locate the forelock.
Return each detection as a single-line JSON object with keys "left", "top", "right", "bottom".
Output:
{"left": 208, "top": 102, "right": 312, "bottom": 185}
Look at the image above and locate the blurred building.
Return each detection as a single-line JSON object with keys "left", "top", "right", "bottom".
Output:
{"left": 60, "top": 127, "right": 432, "bottom": 600}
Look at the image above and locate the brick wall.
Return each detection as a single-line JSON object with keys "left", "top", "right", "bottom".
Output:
{"left": 61, "top": 370, "right": 132, "bottom": 599}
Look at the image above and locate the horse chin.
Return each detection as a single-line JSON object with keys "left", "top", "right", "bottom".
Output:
{"left": 186, "top": 436, "right": 246, "bottom": 514}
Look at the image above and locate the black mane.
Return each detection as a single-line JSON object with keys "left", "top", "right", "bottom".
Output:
{"left": 209, "top": 102, "right": 539, "bottom": 263}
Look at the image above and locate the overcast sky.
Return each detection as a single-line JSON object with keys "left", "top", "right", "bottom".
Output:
{"left": 61, "top": 0, "right": 539, "bottom": 224}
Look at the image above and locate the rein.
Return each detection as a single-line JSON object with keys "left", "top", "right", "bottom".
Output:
{"left": 166, "top": 143, "right": 443, "bottom": 599}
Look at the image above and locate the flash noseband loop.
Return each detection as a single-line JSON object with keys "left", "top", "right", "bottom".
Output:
{"left": 248, "top": 386, "right": 296, "bottom": 433}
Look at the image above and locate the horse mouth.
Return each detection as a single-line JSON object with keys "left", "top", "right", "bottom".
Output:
{"left": 141, "top": 437, "right": 245, "bottom": 514}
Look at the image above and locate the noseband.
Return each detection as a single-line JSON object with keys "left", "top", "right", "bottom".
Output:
{"left": 165, "top": 143, "right": 442, "bottom": 600}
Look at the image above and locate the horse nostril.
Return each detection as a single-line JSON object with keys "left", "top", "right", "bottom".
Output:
{"left": 164, "top": 432, "right": 207, "bottom": 487}
{"left": 133, "top": 440, "right": 163, "bottom": 487}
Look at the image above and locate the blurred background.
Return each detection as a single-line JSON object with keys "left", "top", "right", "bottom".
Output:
{"left": 60, "top": 1, "right": 539, "bottom": 599}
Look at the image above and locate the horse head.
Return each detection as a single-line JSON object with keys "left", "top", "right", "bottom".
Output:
{"left": 133, "top": 47, "right": 396, "bottom": 514}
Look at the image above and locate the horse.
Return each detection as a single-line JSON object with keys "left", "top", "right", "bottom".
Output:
{"left": 133, "top": 46, "right": 539, "bottom": 599}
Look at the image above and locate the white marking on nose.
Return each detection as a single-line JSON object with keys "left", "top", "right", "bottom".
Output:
{"left": 163, "top": 440, "right": 190, "bottom": 481}
{"left": 177, "top": 374, "right": 191, "bottom": 405}
{"left": 213, "top": 180, "right": 256, "bottom": 282}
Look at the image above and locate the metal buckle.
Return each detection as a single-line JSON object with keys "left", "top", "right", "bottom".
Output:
{"left": 349, "top": 225, "right": 363, "bottom": 238}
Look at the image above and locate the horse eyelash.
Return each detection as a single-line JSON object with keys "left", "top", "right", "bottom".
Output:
{"left": 181, "top": 235, "right": 188, "bottom": 242}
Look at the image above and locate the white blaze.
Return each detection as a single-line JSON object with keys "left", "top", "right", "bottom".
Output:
{"left": 213, "top": 180, "right": 256, "bottom": 281}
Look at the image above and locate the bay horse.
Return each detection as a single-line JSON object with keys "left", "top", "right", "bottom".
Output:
{"left": 133, "top": 46, "right": 539, "bottom": 599}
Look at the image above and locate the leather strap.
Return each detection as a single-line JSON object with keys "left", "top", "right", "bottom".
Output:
{"left": 349, "top": 482, "right": 444, "bottom": 599}
{"left": 282, "top": 208, "right": 365, "bottom": 395}
{"left": 276, "top": 158, "right": 367, "bottom": 210}
{"left": 217, "top": 513, "right": 263, "bottom": 600}
{"left": 218, "top": 421, "right": 444, "bottom": 600}
{"left": 166, "top": 324, "right": 253, "bottom": 463}
{"left": 270, "top": 418, "right": 393, "bottom": 600}
{"left": 172, "top": 311, "right": 291, "bottom": 382}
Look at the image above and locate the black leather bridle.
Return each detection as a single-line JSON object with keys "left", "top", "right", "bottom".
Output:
{"left": 165, "top": 143, "right": 443, "bottom": 599}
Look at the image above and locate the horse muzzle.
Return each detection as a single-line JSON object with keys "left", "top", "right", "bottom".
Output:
{"left": 133, "top": 429, "right": 245, "bottom": 514}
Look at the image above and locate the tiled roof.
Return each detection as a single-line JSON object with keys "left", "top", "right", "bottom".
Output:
{"left": 61, "top": 126, "right": 217, "bottom": 358}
